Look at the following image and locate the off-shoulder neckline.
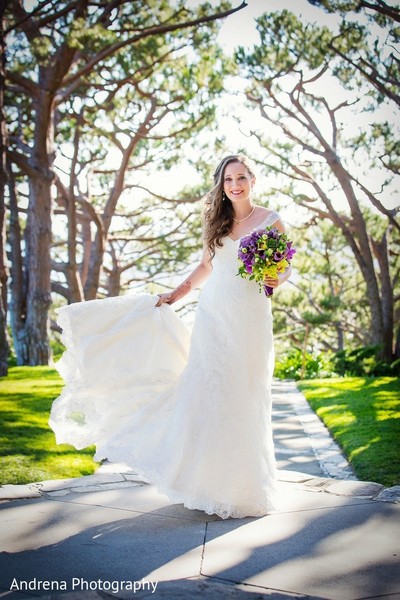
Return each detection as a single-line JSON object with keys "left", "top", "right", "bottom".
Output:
{"left": 227, "top": 210, "right": 280, "bottom": 242}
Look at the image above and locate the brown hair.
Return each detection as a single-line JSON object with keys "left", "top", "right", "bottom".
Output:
{"left": 203, "top": 154, "right": 256, "bottom": 258}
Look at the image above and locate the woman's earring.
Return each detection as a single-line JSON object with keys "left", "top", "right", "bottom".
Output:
{"left": 222, "top": 192, "right": 226, "bottom": 202}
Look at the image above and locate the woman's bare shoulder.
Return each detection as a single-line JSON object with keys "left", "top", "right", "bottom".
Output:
{"left": 254, "top": 206, "right": 286, "bottom": 233}
{"left": 254, "top": 206, "right": 279, "bottom": 218}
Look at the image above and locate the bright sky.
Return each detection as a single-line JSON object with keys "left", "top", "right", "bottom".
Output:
{"left": 217, "top": 0, "right": 340, "bottom": 49}
{"left": 88, "top": 0, "right": 399, "bottom": 217}
{"left": 142, "top": 0, "right": 398, "bottom": 213}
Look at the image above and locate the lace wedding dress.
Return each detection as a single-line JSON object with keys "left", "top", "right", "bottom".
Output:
{"left": 50, "top": 211, "right": 280, "bottom": 519}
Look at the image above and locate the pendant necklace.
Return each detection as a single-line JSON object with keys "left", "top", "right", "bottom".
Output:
{"left": 232, "top": 205, "right": 255, "bottom": 223}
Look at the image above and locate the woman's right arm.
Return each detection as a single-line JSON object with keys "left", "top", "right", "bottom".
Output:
{"left": 155, "top": 245, "right": 212, "bottom": 307}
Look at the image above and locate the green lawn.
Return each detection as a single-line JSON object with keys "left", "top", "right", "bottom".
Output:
{"left": 298, "top": 377, "right": 400, "bottom": 487}
{"left": 0, "top": 366, "right": 97, "bottom": 485}
{"left": 1, "top": 369, "right": 399, "bottom": 488}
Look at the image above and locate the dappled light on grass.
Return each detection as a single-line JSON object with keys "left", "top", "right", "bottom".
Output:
{"left": 0, "top": 367, "right": 98, "bottom": 485}
{"left": 350, "top": 437, "right": 380, "bottom": 459}
{"left": 298, "top": 377, "right": 400, "bottom": 487}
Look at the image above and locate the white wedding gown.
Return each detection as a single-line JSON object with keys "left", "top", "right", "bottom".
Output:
{"left": 50, "top": 211, "right": 280, "bottom": 519}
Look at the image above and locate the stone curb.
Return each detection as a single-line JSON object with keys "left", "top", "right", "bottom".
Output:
{"left": 1, "top": 470, "right": 399, "bottom": 503}
{"left": 0, "top": 471, "right": 146, "bottom": 501}
{"left": 272, "top": 382, "right": 356, "bottom": 481}
{"left": 278, "top": 471, "right": 400, "bottom": 502}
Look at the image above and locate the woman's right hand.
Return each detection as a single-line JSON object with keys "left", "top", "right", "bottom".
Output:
{"left": 155, "top": 281, "right": 192, "bottom": 307}
{"left": 155, "top": 292, "right": 174, "bottom": 307}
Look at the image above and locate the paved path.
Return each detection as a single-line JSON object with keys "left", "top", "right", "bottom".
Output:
{"left": 0, "top": 381, "right": 399, "bottom": 600}
{"left": 272, "top": 381, "right": 356, "bottom": 480}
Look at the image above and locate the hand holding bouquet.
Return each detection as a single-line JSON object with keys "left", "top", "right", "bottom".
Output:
{"left": 237, "top": 227, "right": 296, "bottom": 297}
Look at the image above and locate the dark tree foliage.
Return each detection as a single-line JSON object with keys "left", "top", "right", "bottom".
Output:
{"left": 237, "top": 7, "right": 399, "bottom": 361}
{"left": 4, "top": 0, "right": 245, "bottom": 365}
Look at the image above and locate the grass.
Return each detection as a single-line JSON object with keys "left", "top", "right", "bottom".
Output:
{"left": 297, "top": 376, "right": 400, "bottom": 487}
{"left": 0, "top": 366, "right": 97, "bottom": 485}
{"left": 1, "top": 368, "right": 399, "bottom": 488}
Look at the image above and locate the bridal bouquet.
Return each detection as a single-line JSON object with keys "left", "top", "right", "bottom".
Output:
{"left": 237, "top": 227, "right": 296, "bottom": 297}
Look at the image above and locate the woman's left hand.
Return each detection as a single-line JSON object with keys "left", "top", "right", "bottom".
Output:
{"left": 264, "top": 276, "right": 280, "bottom": 289}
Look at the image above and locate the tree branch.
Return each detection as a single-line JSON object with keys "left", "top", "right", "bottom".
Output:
{"left": 6, "top": 71, "right": 39, "bottom": 96}
{"left": 60, "top": 1, "right": 247, "bottom": 88}
{"left": 360, "top": 0, "right": 400, "bottom": 24}
{"left": 129, "top": 184, "right": 201, "bottom": 204}
{"left": 7, "top": 149, "right": 38, "bottom": 178}
{"left": 331, "top": 42, "right": 400, "bottom": 107}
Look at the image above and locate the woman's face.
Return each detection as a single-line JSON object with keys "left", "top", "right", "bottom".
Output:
{"left": 223, "top": 161, "right": 255, "bottom": 204}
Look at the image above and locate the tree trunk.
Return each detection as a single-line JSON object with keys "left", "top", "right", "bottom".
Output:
{"left": 7, "top": 164, "right": 28, "bottom": 365}
{"left": 24, "top": 173, "right": 52, "bottom": 364}
{"left": 0, "top": 2, "right": 9, "bottom": 375}
{"left": 325, "top": 153, "right": 387, "bottom": 344}
{"left": 107, "top": 272, "right": 122, "bottom": 297}
{"left": 14, "top": 72, "right": 56, "bottom": 364}
{"left": 395, "top": 324, "right": 400, "bottom": 360}
{"left": 0, "top": 188, "right": 8, "bottom": 374}
{"left": 64, "top": 188, "right": 84, "bottom": 304}
{"left": 371, "top": 231, "right": 394, "bottom": 362}
{"left": 66, "top": 116, "right": 84, "bottom": 303}
{"left": 79, "top": 212, "right": 92, "bottom": 289}
{"left": 83, "top": 121, "right": 153, "bottom": 300}
{"left": 335, "top": 323, "right": 344, "bottom": 352}
{"left": 83, "top": 230, "right": 104, "bottom": 300}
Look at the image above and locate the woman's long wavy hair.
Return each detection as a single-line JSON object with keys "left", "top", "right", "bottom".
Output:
{"left": 203, "top": 154, "right": 256, "bottom": 258}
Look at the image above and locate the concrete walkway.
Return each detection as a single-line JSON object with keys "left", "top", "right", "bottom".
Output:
{"left": 0, "top": 381, "right": 399, "bottom": 600}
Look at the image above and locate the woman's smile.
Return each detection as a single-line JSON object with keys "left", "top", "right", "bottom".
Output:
{"left": 223, "top": 162, "right": 254, "bottom": 203}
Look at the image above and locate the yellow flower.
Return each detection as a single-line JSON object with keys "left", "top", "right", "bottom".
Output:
{"left": 277, "top": 259, "right": 289, "bottom": 272}
{"left": 263, "top": 264, "right": 278, "bottom": 278}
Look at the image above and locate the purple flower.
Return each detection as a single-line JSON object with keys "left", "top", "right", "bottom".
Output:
{"left": 236, "top": 224, "right": 296, "bottom": 298}
{"left": 267, "top": 227, "right": 279, "bottom": 239}
{"left": 264, "top": 284, "right": 274, "bottom": 297}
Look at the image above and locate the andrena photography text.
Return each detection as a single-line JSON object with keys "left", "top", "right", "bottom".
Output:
{"left": 10, "top": 577, "right": 158, "bottom": 594}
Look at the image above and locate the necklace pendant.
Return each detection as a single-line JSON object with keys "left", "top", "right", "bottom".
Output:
{"left": 233, "top": 205, "right": 255, "bottom": 223}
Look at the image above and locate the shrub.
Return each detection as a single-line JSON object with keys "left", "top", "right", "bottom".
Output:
{"left": 50, "top": 336, "right": 66, "bottom": 361}
{"left": 275, "top": 349, "right": 333, "bottom": 380}
{"left": 333, "top": 345, "right": 398, "bottom": 377}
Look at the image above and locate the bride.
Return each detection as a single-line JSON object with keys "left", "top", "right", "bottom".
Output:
{"left": 50, "top": 154, "right": 292, "bottom": 519}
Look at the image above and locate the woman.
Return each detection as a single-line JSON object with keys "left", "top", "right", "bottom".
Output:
{"left": 50, "top": 154, "right": 292, "bottom": 519}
